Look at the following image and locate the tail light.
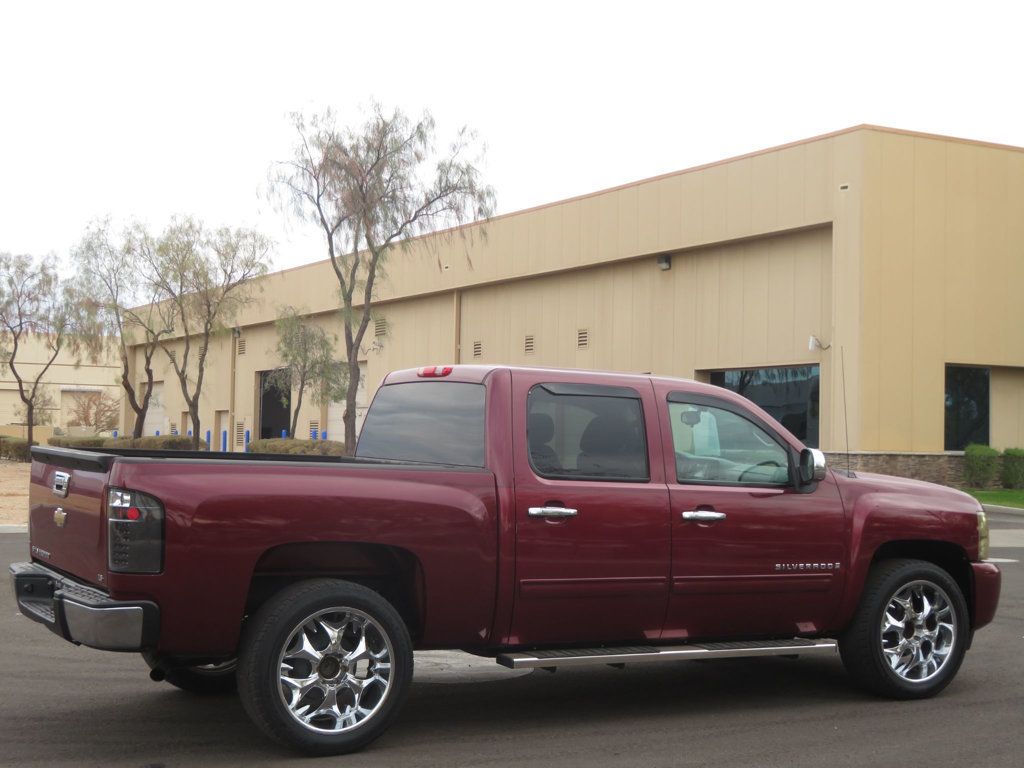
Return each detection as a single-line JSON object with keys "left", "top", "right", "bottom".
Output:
{"left": 107, "top": 488, "right": 165, "bottom": 574}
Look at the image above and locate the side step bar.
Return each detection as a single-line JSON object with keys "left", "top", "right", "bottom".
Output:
{"left": 496, "top": 638, "right": 837, "bottom": 670}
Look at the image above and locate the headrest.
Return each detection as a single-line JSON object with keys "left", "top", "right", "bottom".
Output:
{"left": 528, "top": 413, "right": 555, "bottom": 445}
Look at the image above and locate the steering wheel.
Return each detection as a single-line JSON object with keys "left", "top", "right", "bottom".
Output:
{"left": 738, "top": 460, "right": 783, "bottom": 482}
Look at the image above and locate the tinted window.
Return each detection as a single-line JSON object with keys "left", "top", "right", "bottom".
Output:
{"left": 709, "top": 365, "right": 819, "bottom": 447}
{"left": 356, "top": 382, "right": 485, "bottom": 467}
{"left": 945, "top": 365, "right": 989, "bottom": 450}
{"left": 669, "top": 400, "right": 790, "bottom": 485}
{"left": 528, "top": 385, "right": 648, "bottom": 481}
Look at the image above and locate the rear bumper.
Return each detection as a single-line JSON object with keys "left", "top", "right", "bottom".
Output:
{"left": 971, "top": 561, "right": 1001, "bottom": 630}
{"left": 9, "top": 562, "right": 159, "bottom": 651}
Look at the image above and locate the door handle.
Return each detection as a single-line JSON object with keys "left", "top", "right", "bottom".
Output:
{"left": 528, "top": 506, "right": 578, "bottom": 518}
{"left": 681, "top": 510, "right": 726, "bottom": 522}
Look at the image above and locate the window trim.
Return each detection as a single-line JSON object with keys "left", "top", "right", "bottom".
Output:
{"left": 666, "top": 391, "right": 797, "bottom": 488}
{"left": 527, "top": 383, "right": 651, "bottom": 484}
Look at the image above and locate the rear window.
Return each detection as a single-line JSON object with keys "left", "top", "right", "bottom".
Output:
{"left": 356, "top": 381, "right": 486, "bottom": 467}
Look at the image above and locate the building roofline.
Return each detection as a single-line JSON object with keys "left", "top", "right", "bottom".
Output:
{"left": 236, "top": 124, "right": 1024, "bottom": 285}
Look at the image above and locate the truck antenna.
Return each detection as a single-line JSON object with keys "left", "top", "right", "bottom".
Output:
{"left": 841, "top": 345, "right": 851, "bottom": 474}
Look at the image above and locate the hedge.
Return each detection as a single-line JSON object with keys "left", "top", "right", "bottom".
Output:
{"left": 964, "top": 443, "right": 1000, "bottom": 488}
{"left": 101, "top": 435, "right": 207, "bottom": 451}
{"left": 0, "top": 437, "right": 36, "bottom": 462}
{"left": 247, "top": 438, "right": 347, "bottom": 457}
{"left": 1002, "top": 448, "right": 1024, "bottom": 489}
{"left": 47, "top": 435, "right": 110, "bottom": 449}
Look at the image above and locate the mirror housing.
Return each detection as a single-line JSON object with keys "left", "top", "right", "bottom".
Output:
{"left": 799, "top": 448, "right": 827, "bottom": 484}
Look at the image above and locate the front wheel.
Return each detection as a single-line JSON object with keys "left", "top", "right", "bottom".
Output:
{"left": 237, "top": 579, "right": 413, "bottom": 755}
{"left": 839, "top": 559, "right": 969, "bottom": 699}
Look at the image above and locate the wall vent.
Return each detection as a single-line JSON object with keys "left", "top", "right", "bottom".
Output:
{"left": 524, "top": 335, "right": 535, "bottom": 354}
{"left": 169, "top": 422, "right": 178, "bottom": 436}
{"left": 473, "top": 341, "right": 483, "bottom": 358}
{"left": 237, "top": 338, "right": 246, "bottom": 355}
{"left": 309, "top": 420, "right": 320, "bottom": 439}
{"left": 374, "top": 317, "right": 388, "bottom": 337}
{"left": 235, "top": 422, "right": 246, "bottom": 446}
{"left": 577, "top": 329, "right": 590, "bottom": 349}
{"left": 167, "top": 350, "right": 177, "bottom": 363}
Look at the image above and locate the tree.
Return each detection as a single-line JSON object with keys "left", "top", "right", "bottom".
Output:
{"left": 139, "top": 218, "right": 271, "bottom": 448}
{"left": 74, "top": 219, "right": 171, "bottom": 437}
{"left": 263, "top": 307, "right": 346, "bottom": 438}
{"left": 0, "top": 253, "right": 98, "bottom": 446}
{"left": 67, "top": 390, "right": 120, "bottom": 432}
{"left": 274, "top": 105, "right": 494, "bottom": 452}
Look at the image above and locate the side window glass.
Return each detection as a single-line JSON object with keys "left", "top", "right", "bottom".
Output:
{"left": 528, "top": 385, "right": 649, "bottom": 481}
{"left": 669, "top": 401, "right": 789, "bottom": 485}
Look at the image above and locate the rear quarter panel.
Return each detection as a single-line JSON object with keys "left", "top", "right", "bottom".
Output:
{"left": 105, "top": 460, "right": 498, "bottom": 656}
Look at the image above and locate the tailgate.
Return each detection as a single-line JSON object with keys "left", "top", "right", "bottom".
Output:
{"left": 28, "top": 447, "right": 115, "bottom": 588}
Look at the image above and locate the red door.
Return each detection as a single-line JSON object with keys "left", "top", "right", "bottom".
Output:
{"left": 654, "top": 386, "right": 848, "bottom": 640}
{"left": 508, "top": 372, "right": 671, "bottom": 647}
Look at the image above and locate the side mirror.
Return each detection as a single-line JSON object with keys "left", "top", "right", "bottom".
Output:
{"left": 799, "top": 448, "right": 827, "bottom": 484}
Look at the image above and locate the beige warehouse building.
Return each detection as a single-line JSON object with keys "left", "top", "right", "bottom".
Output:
{"left": 128, "top": 125, "right": 1024, "bottom": 479}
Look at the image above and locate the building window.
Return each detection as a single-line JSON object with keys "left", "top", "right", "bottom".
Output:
{"left": 707, "top": 365, "right": 820, "bottom": 448}
{"left": 945, "top": 365, "right": 989, "bottom": 450}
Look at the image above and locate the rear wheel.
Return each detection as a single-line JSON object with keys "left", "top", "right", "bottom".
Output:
{"left": 840, "top": 558, "right": 969, "bottom": 699}
{"left": 237, "top": 579, "right": 413, "bottom": 755}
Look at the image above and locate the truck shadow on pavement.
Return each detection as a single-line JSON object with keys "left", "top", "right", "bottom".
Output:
{"left": 10, "top": 655, "right": 890, "bottom": 765}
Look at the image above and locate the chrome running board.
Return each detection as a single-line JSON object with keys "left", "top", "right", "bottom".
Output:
{"left": 496, "top": 638, "right": 837, "bottom": 670}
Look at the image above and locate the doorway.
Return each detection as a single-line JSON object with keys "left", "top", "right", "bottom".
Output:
{"left": 259, "top": 370, "right": 291, "bottom": 439}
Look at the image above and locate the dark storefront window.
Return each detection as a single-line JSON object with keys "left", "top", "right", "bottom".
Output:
{"left": 708, "top": 365, "right": 820, "bottom": 447}
{"left": 944, "top": 365, "right": 989, "bottom": 450}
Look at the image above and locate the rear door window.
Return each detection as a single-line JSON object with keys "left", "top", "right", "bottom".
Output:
{"left": 356, "top": 382, "right": 486, "bottom": 467}
{"left": 527, "top": 384, "right": 649, "bottom": 481}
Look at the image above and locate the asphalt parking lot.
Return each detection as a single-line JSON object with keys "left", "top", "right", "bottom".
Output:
{"left": 1, "top": 513, "right": 1021, "bottom": 768}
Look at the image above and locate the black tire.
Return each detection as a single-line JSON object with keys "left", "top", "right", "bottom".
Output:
{"left": 237, "top": 579, "right": 413, "bottom": 756}
{"left": 142, "top": 652, "right": 238, "bottom": 694}
{"left": 839, "top": 558, "right": 969, "bottom": 699}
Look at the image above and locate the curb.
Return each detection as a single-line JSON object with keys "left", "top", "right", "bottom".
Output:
{"left": 983, "top": 504, "right": 1024, "bottom": 517}
{"left": 0, "top": 525, "right": 27, "bottom": 533}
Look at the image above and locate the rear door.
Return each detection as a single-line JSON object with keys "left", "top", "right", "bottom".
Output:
{"left": 509, "top": 372, "right": 671, "bottom": 646}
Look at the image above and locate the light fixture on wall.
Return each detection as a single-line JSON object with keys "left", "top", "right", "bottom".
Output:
{"left": 656, "top": 254, "right": 672, "bottom": 271}
{"left": 808, "top": 334, "right": 832, "bottom": 351}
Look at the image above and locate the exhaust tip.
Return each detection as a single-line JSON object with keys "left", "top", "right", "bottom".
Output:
{"left": 149, "top": 667, "right": 166, "bottom": 682}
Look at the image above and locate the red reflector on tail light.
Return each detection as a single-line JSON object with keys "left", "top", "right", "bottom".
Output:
{"left": 126, "top": 507, "right": 141, "bottom": 521}
{"left": 417, "top": 366, "right": 454, "bottom": 378}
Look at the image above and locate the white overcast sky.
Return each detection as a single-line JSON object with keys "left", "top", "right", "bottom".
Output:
{"left": 2, "top": 0, "right": 1022, "bottom": 271}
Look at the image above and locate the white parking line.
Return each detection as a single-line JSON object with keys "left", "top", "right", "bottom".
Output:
{"left": 985, "top": 558, "right": 1019, "bottom": 564}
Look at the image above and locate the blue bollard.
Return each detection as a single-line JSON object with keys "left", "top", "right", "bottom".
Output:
{"left": 244, "top": 429, "right": 250, "bottom": 452}
{"left": 205, "top": 430, "right": 211, "bottom": 449}
{"left": 321, "top": 430, "right": 327, "bottom": 441}
{"left": 155, "top": 430, "right": 160, "bottom": 437}
{"left": 112, "top": 430, "right": 118, "bottom": 439}
{"left": 187, "top": 430, "right": 192, "bottom": 437}
{"left": 281, "top": 429, "right": 287, "bottom": 439}
{"left": 221, "top": 430, "right": 227, "bottom": 452}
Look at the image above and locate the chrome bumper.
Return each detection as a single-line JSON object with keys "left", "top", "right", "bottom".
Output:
{"left": 9, "top": 562, "right": 159, "bottom": 651}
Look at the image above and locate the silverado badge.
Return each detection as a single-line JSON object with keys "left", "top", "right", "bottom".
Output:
{"left": 53, "top": 507, "right": 67, "bottom": 528}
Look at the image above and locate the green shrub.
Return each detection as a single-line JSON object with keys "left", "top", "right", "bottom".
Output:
{"left": 964, "top": 443, "right": 1000, "bottom": 488}
{"left": 102, "top": 435, "right": 207, "bottom": 451}
{"left": 47, "top": 435, "right": 109, "bottom": 449}
{"left": 0, "top": 437, "right": 36, "bottom": 462}
{"left": 1002, "top": 448, "right": 1024, "bottom": 489}
{"left": 247, "top": 438, "right": 347, "bottom": 457}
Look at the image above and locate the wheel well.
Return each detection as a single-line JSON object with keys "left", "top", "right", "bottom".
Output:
{"left": 871, "top": 540, "right": 973, "bottom": 623}
{"left": 245, "top": 542, "right": 425, "bottom": 641}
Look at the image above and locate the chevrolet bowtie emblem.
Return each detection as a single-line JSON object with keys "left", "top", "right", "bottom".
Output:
{"left": 53, "top": 507, "right": 67, "bottom": 528}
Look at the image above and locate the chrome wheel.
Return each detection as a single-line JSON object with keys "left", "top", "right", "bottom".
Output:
{"left": 277, "top": 607, "right": 394, "bottom": 734}
{"left": 880, "top": 580, "right": 956, "bottom": 683}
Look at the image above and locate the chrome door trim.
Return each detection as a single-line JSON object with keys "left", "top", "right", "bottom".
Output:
{"left": 681, "top": 510, "right": 726, "bottom": 522}
{"left": 528, "top": 506, "right": 579, "bottom": 518}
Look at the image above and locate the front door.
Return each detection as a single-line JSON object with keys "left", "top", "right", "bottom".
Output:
{"left": 655, "top": 387, "right": 848, "bottom": 640}
{"left": 509, "top": 373, "right": 671, "bottom": 646}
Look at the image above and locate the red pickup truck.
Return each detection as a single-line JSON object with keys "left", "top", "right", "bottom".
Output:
{"left": 10, "top": 365, "right": 1001, "bottom": 755}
